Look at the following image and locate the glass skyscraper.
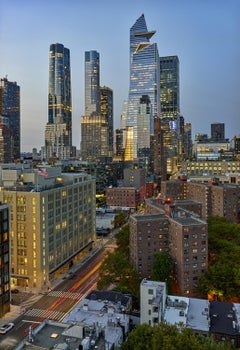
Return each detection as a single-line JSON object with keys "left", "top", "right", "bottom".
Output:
{"left": 85, "top": 50, "right": 100, "bottom": 116}
{"left": 126, "top": 14, "right": 160, "bottom": 159}
{"left": 0, "top": 77, "right": 20, "bottom": 160}
{"left": 81, "top": 51, "right": 113, "bottom": 162}
{"left": 160, "top": 56, "right": 180, "bottom": 118}
{"left": 100, "top": 86, "right": 113, "bottom": 157}
{"left": 42, "top": 43, "right": 75, "bottom": 160}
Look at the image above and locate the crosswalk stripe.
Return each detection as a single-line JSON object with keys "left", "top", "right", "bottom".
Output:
{"left": 24, "top": 308, "right": 66, "bottom": 321}
{"left": 48, "top": 290, "right": 81, "bottom": 299}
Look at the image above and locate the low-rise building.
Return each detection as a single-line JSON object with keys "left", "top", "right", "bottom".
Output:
{"left": 140, "top": 279, "right": 240, "bottom": 348}
{"left": 106, "top": 187, "right": 141, "bottom": 211}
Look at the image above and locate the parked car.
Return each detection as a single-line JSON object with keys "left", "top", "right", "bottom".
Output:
{"left": 0, "top": 323, "right": 14, "bottom": 334}
{"left": 11, "top": 289, "right": 19, "bottom": 294}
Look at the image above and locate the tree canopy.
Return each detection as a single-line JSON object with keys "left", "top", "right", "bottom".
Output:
{"left": 120, "top": 323, "right": 233, "bottom": 350}
{"left": 153, "top": 252, "right": 173, "bottom": 292}
{"left": 97, "top": 224, "right": 141, "bottom": 306}
{"left": 199, "top": 216, "right": 240, "bottom": 301}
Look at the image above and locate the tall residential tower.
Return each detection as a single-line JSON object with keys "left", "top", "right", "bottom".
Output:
{"left": 42, "top": 43, "right": 76, "bottom": 160}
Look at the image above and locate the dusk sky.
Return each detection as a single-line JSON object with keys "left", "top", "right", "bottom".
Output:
{"left": 0, "top": 0, "right": 239, "bottom": 152}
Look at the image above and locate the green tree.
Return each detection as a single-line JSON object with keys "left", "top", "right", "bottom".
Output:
{"left": 114, "top": 211, "right": 128, "bottom": 228}
{"left": 198, "top": 216, "right": 240, "bottom": 300}
{"left": 153, "top": 252, "right": 173, "bottom": 292}
{"left": 97, "top": 224, "right": 141, "bottom": 306}
{"left": 120, "top": 323, "right": 233, "bottom": 350}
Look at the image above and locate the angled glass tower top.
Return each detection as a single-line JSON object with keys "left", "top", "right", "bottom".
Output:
{"left": 126, "top": 14, "right": 160, "bottom": 158}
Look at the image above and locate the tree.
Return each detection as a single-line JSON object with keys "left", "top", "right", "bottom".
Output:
{"left": 97, "top": 224, "right": 141, "bottom": 306}
{"left": 113, "top": 211, "right": 128, "bottom": 228}
{"left": 153, "top": 252, "right": 173, "bottom": 292}
{"left": 120, "top": 323, "right": 233, "bottom": 350}
{"left": 198, "top": 216, "right": 240, "bottom": 301}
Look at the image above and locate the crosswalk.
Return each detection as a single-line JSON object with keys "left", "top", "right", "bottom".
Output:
{"left": 48, "top": 290, "right": 82, "bottom": 300}
{"left": 24, "top": 308, "right": 67, "bottom": 321}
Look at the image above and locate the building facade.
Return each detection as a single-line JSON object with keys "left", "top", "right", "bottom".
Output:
{"left": 0, "top": 204, "right": 10, "bottom": 317}
{"left": 42, "top": 43, "right": 75, "bottom": 160}
{"left": 0, "top": 166, "right": 96, "bottom": 290}
{"left": 168, "top": 214, "right": 208, "bottom": 297}
{"left": 0, "top": 77, "right": 20, "bottom": 160}
{"left": 211, "top": 122, "right": 225, "bottom": 142}
{"left": 0, "top": 115, "right": 13, "bottom": 163}
{"left": 130, "top": 214, "right": 169, "bottom": 278}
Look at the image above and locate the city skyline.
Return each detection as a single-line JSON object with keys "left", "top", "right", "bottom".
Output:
{"left": 0, "top": 0, "right": 239, "bottom": 152}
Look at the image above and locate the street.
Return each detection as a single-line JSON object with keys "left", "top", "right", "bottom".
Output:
{"left": 0, "top": 243, "right": 112, "bottom": 350}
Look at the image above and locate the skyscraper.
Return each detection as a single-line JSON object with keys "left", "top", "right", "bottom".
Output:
{"left": 160, "top": 56, "right": 183, "bottom": 176}
{"left": 85, "top": 50, "right": 100, "bottom": 116}
{"left": 126, "top": 14, "right": 160, "bottom": 159}
{"left": 160, "top": 56, "right": 180, "bottom": 118}
{"left": 0, "top": 77, "right": 20, "bottom": 160}
{"left": 81, "top": 51, "right": 113, "bottom": 162}
{"left": 42, "top": 43, "right": 75, "bottom": 160}
{"left": 100, "top": 86, "right": 113, "bottom": 157}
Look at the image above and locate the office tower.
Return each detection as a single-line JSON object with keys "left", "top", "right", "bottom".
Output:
{"left": 100, "top": 86, "right": 113, "bottom": 157}
{"left": 85, "top": 50, "right": 100, "bottom": 116}
{"left": 0, "top": 77, "right": 20, "bottom": 160}
{"left": 81, "top": 115, "right": 109, "bottom": 162}
{"left": 0, "top": 165, "right": 96, "bottom": 290}
{"left": 159, "top": 56, "right": 183, "bottom": 176}
{"left": 183, "top": 122, "right": 193, "bottom": 158}
{"left": 42, "top": 43, "right": 75, "bottom": 160}
{"left": 211, "top": 122, "right": 225, "bottom": 141}
{"left": 126, "top": 14, "right": 160, "bottom": 159}
{"left": 0, "top": 204, "right": 10, "bottom": 317}
{"left": 81, "top": 51, "right": 113, "bottom": 162}
{"left": 160, "top": 56, "right": 180, "bottom": 118}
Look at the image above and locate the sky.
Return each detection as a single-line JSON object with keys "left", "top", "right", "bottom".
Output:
{"left": 0, "top": 0, "right": 239, "bottom": 152}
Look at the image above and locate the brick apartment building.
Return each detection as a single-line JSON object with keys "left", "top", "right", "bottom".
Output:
{"left": 129, "top": 199, "right": 208, "bottom": 297}
{"left": 161, "top": 180, "right": 240, "bottom": 223}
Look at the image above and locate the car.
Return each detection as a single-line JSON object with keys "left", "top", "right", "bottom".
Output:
{"left": 0, "top": 323, "right": 14, "bottom": 334}
{"left": 11, "top": 289, "right": 19, "bottom": 294}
